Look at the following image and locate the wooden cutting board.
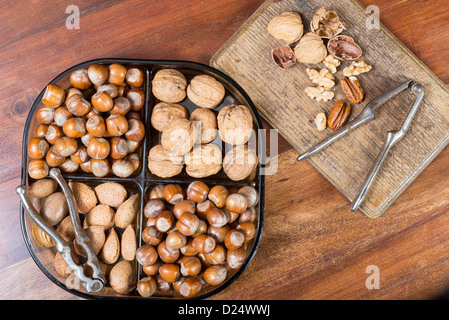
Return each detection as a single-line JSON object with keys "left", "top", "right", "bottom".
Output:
{"left": 210, "top": 0, "right": 449, "bottom": 218}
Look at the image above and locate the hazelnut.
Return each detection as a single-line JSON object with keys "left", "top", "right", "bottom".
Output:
{"left": 66, "top": 95, "right": 92, "bottom": 117}
{"left": 223, "top": 145, "right": 258, "bottom": 181}
{"left": 224, "top": 229, "right": 245, "bottom": 250}
{"left": 190, "top": 108, "right": 218, "bottom": 144}
{"left": 108, "top": 63, "right": 127, "bottom": 85}
{"left": 176, "top": 212, "right": 200, "bottom": 236}
{"left": 217, "top": 104, "right": 253, "bottom": 146}
{"left": 110, "top": 97, "right": 131, "bottom": 115}
{"left": 87, "top": 64, "right": 108, "bottom": 86}
{"left": 45, "top": 146, "right": 66, "bottom": 167}
{"left": 166, "top": 230, "right": 187, "bottom": 249}
{"left": 29, "top": 159, "right": 49, "bottom": 179}
{"left": 152, "top": 69, "right": 187, "bottom": 103}
{"left": 91, "top": 91, "right": 113, "bottom": 112}
{"left": 144, "top": 199, "right": 165, "bottom": 219}
{"left": 267, "top": 11, "right": 304, "bottom": 44}
{"left": 225, "top": 193, "right": 248, "bottom": 214}
{"left": 178, "top": 256, "right": 202, "bottom": 277}
{"left": 126, "top": 88, "right": 145, "bottom": 111}
{"left": 87, "top": 137, "right": 110, "bottom": 159}
{"left": 226, "top": 247, "right": 246, "bottom": 269}
{"left": 109, "top": 137, "right": 129, "bottom": 159}
{"left": 192, "top": 234, "right": 216, "bottom": 253}
{"left": 176, "top": 276, "right": 202, "bottom": 298}
{"left": 70, "top": 69, "right": 92, "bottom": 90}
{"left": 163, "top": 184, "right": 184, "bottom": 204}
{"left": 54, "top": 106, "right": 73, "bottom": 127}
{"left": 45, "top": 124, "right": 63, "bottom": 145}
{"left": 151, "top": 102, "right": 188, "bottom": 132}
{"left": 59, "top": 158, "right": 79, "bottom": 173}
{"left": 36, "top": 106, "right": 55, "bottom": 124}
{"left": 136, "top": 244, "right": 158, "bottom": 267}
{"left": 294, "top": 32, "right": 327, "bottom": 64}
{"left": 147, "top": 145, "right": 184, "bottom": 178}
{"left": 125, "top": 119, "right": 145, "bottom": 142}
{"left": 137, "top": 277, "right": 157, "bottom": 297}
{"left": 42, "top": 84, "right": 65, "bottom": 108}
{"left": 106, "top": 114, "right": 128, "bottom": 136}
{"left": 206, "top": 207, "right": 229, "bottom": 228}
{"left": 159, "top": 263, "right": 180, "bottom": 283}
{"left": 208, "top": 185, "right": 229, "bottom": 208}
{"left": 90, "top": 159, "right": 111, "bottom": 177}
{"left": 142, "top": 226, "right": 163, "bottom": 246}
{"left": 186, "top": 74, "right": 225, "bottom": 109}
{"left": 238, "top": 186, "right": 259, "bottom": 208}
{"left": 203, "top": 265, "right": 227, "bottom": 286}
{"left": 184, "top": 143, "right": 222, "bottom": 178}
{"left": 54, "top": 136, "right": 78, "bottom": 157}
{"left": 173, "top": 199, "right": 196, "bottom": 219}
{"left": 186, "top": 181, "right": 210, "bottom": 203}
{"left": 28, "top": 137, "right": 49, "bottom": 160}
{"left": 125, "top": 68, "right": 144, "bottom": 87}
{"left": 111, "top": 159, "right": 134, "bottom": 177}
{"left": 155, "top": 210, "right": 175, "bottom": 233}
{"left": 157, "top": 241, "right": 180, "bottom": 263}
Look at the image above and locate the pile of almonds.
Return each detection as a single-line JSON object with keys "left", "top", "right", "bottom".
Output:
{"left": 28, "top": 179, "right": 140, "bottom": 294}
{"left": 29, "top": 63, "right": 145, "bottom": 180}
{"left": 136, "top": 181, "right": 259, "bottom": 298}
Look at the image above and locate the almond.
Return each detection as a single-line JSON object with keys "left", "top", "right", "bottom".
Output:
{"left": 94, "top": 182, "right": 127, "bottom": 207}
{"left": 101, "top": 228, "right": 120, "bottom": 264}
{"left": 115, "top": 194, "right": 139, "bottom": 228}
{"left": 121, "top": 225, "right": 137, "bottom": 261}
{"left": 32, "top": 222, "right": 55, "bottom": 247}
{"left": 27, "top": 179, "right": 57, "bottom": 198}
{"left": 56, "top": 216, "right": 75, "bottom": 243}
{"left": 86, "top": 226, "right": 106, "bottom": 255}
{"left": 69, "top": 181, "right": 97, "bottom": 214}
{"left": 85, "top": 204, "right": 115, "bottom": 230}
{"left": 109, "top": 260, "right": 135, "bottom": 294}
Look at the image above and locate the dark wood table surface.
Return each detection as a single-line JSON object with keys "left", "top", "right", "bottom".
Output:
{"left": 2, "top": 0, "right": 449, "bottom": 300}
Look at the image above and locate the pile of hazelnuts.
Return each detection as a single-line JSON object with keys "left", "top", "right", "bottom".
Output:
{"left": 136, "top": 181, "right": 258, "bottom": 298}
{"left": 28, "top": 63, "right": 145, "bottom": 179}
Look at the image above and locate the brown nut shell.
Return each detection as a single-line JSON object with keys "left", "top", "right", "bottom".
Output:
{"left": 294, "top": 32, "right": 327, "bottom": 64}
{"left": 272, "top": 45, "right": 296, "bottom": 69}
{"left": 267, "top": 11, "right": 304, "bottom": 44}
{"left": 223, "top": 145, "right": 258, "bottom": 181}
{"left": 327, "top": 35, "right": 363, "bottom": 61}
{"left": 310, "top": 7, "right": 345, "bottom": 39}
{"left": 184, "top": 143, "right": 222, "bottom": 178}
{"left": 152, "top": 69, "right": 187, "bottom": 103}
{"left": 217, "top": 104, "right": 253, "bottom": 146}
{"left": 161, "top": 118, "right": 199, "bottom": 157}
{"left": 147, "top": 145, "right": 184, "bottom": 178}
{"left": 189, "top": 108, "right": 218, "bottom": 144}
{"left": 340, "top": 76, "right": 364, "bottom": 104}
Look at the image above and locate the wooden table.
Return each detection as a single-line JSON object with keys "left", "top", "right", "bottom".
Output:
{"left": 1, "top": 0, "right": 449, "bottom": 300}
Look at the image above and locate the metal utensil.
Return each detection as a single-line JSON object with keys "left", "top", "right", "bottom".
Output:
{"left": 297, "top": 80, "right": 425, "bottom": 213}
{"left": 16, "top": 168, "right": 105, "bottom": 293}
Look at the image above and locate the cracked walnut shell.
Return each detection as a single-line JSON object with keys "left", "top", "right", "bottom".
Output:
{"left": 184, "top": 143, "right": 223, "bottom": 178}
{"left": 267, "top": 11, "right": 304, "bottom": 44}
{"left": 223, "top": 145, "right": 258, "bottom": 181}
{"left": 151, "top": 102, "right": 188, "bottom": 132}
{"left": 148, "top": 145, "right": 184, "bottom": 178}
{"left": 187, "top": 75, "right": 225, "bottom": 109}
{"left": 161, "top": 118, "right": 200, "bottom": 157}
{"left": 217, "top": 104, "right": 253, "bottom": 146}
{"left": 294, "top": 32, "right": 327, "bottom": 64}
{"left": 311, "top": 7, "right": 345, "bottom": 39}
{"left": 152, "top": 69, "right": 187, "bottom": 103}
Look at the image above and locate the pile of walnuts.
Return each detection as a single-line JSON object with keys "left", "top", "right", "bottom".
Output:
{"left": 148, "top": 69, "right": 258, "bottom": 181}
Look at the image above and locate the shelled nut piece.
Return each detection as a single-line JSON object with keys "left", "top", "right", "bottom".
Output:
{"left": 343, "top": 60, "right": 372, "bottom": 77}
{"left": 151, "top": 102, "right": 188, "bottom": 132}
{"left": 189, "top": 108, "right": 217, "bottom": 144}
{"left": 294, "top": 32, "right": 327, "bottom": 64}
{"left": 184, "top": 143, "right": 222, "bottom": 178}
{"left": 152, "top": 69, "right": 187, "bottom": 103}
{"left": 310, "top": 7, "right": 345, "bottom": 39}
{"left": 328, "top": 100, "right": 351, "bottom": 131}
{"left": 267, "top": 11, "right": 304, "bottom": 44}
{"left": 306, "top": 68, "right": 335, "bottom": 89}
{"left": 217, "top": 104, "right": 253, "bottom": 146}
{"left": 223, "top": 145, "right": 258, "bottom": 181}
{"left": 187, "top": 74, "right": 226, "bottom": 109}
{"left": 340, "top": 76, "right": 364, "bottom": 104}
{"left": 147, "top": 145, "right": 184, "bottom": 178}
{"left": 323, "top": 54, "right": 341, "bottom": 74}
{"left": 315, "top": 112, "right": 327, "bottom": 131}
{"left": 304, "top": 86, "right": 335, "bottom": 102}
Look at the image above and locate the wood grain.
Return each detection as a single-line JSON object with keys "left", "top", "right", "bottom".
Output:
{"left": 2, "top": 0, "right": 449, "bottom": 300}
{"left": 211, "top": 0, "right": 449, "bottom": 218}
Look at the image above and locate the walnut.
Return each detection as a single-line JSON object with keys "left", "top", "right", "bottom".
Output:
{"left": 217, "top": 104, "right": 253, "bottom": 146}
{"left": 223, "top": 145, "right": 258, "bottom": 181}
{"left": 306, "top": 68, "right": 335, "bottom": 89}
{"left": 161, "top": 118, "right": 200, "bottom": 156}
{"left": 190, "top": 108, "right": 217, "bottom": 144}
{"left": 328, "top": 35, "right": 363, "bottom": 61}
{"left": 294, "top": 32, "right": 327, "bottom": 64}
{"left": 147, "top": 145, "right": 183, "bottom": 178}
{"left": 315, "top": 112, "right": 327, "bottom": 131}
{"left": 152, "top": 69, "right": 187, "bottom": 103}
{"left": 186, "top": 75, "right": 225, "bottom": 109}
{"left": 310, "top": 7, "right": 345, "bottom": 39}
{"left": 343, "top": 60, "right": 372, "bottom": 77}
{"left": 184, "top": 143, "right": 222, "bottom": 178}
{"left": 267, "top": 11, "right": 304, "bottom": 44}
{"left": 305, "top": 86, "right": 335, "bottom": 102}
{"left": 151, "top": 102, "right": 189, "bottom": 132}
{"left": 323, "top": 55, "right": 340, "bottom": 74}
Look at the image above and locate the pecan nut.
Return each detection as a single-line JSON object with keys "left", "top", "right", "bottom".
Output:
{"left": 340, "top": 76, "right": 364, "bottom": 104}
{"left": 328, "top": 100, "right": 351, "bottom": 131}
